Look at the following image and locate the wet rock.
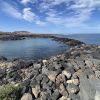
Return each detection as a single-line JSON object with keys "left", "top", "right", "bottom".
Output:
{"left": 21, "top": 93, "right": 33, "bottom": 100}
{"left": 32, "top": 85, "right": 40, "bottom": 98}
{"left": 62, "top": 70, "right": 72, "bottom": 79}
{"left": 67, "top": 83, "right": 80, "bottom": 94}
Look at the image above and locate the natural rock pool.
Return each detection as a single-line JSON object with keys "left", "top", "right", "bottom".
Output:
{"left": 0, "top": 38, "right": 68, "bottom": 60}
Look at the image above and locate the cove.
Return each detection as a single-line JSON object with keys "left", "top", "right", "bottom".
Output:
{"left": 0, "top": 38, "right": 68, "bottom": 60}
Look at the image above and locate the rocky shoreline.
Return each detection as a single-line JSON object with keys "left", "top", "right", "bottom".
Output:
{"left": 0, "top": 31, "right": 84, "bottom": 46}
{"left": 0, "top": 43, "right": 100, "bottom": 100}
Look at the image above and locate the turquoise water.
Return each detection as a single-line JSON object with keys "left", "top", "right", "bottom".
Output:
{"left": 0, "top": 38, "right": 68, "bottom": 60}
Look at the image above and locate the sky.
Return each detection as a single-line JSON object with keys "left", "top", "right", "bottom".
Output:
{"left": 0, "top": 0, "right": 100, "bottom": 34}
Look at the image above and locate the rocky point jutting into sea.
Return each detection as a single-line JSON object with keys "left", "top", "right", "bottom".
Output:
{"left": 0, "top": 31, "right": 100, "bottom": 100}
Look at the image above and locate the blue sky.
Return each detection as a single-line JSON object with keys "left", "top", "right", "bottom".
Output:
{"left": 0, "top": 0, "right": 100, "bottom": 34}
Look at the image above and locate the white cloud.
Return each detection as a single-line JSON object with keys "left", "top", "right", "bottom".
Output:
{"left": 1, "top": 2, "right": 22, "bottom": 19}
{"left": 0, "top": 1, "right": 41, "bottom": 25}
{"left": 39, "top": 0, "right": 100, "bottom": 27}
{"left": 21, "top": 0, "right": 31, "bottom": 4}
{"left": 21, "top": 0, "right": 36, "bottom": 4}
{"left": 36, "top": 20, "right": 46, "bottom": 26}
{"left": 1, "top": 0, "right": 100, "bottom": 28}
{"left": 23, "top": 8, "right": 36, "bottom": 22}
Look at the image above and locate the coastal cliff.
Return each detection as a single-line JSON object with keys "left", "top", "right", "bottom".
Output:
{"left": 0, "top": 43, "right": 100, "bottom": 100}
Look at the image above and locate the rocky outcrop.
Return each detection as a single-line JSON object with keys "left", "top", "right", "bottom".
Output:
{"left": 0, "top": 44, "right": 100, "bottom": 100}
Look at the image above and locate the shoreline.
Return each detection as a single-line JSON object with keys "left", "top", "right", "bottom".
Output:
{"left": 0, "top": 31, "right": 84, "bottom": 46}
{"left": 0, "top": 42, "right": 100, "bottom": 100}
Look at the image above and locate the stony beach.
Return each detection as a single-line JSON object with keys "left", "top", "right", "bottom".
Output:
{"left": 0, "top": 42, "right": 100, "bottom": 100}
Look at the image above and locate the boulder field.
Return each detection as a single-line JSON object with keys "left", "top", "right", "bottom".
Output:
{"left": 0, "top": 44, "right": 100, "bottom": 100}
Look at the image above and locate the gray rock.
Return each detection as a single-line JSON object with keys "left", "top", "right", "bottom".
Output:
{"left": 36, "top": 74, "right": 43, "bottom": 84}
{"left": 95, "top": 90, "right": 100, "bottom": 100}
{"left": 17, "top": 60, "right": 33, "bottom": 69}
{"left": 79, "top": 76, "right": 96, "bottom": 100}
{"left": 0, "top": 68, "right": 6, "bottom": 78}
{"left": 32, "top": 69, "right": 39, "bottom": 76}
{"left": 21, "top": 93, "right": 33, "bottom": 100}
{"left": 48, "top": 81, "right": 53, "bottom": 87}
{"left": 56, "top": 74, "right": 66, "bottom": 85}
{"left": 51, "top": 89, "right": 60, "bottom": 100}
{"left": 53, "top": 62, "right": 62, "bottom": 70}
{"left": 42, "top": 66, "right": 49, "bottom": 75}
{"left": 67, "top": 79, "right": 79, "bottom": 86}
{"left": 75, "top": 58, "right": 85, "bottom": 70}
{"left": 0, "top": 56, "right": 7, "bottom": 61}
{"left": 69, "top": 93, "right": 80, "bottom": 100}
{"left": 71, "top": 60, "right": 80, "bottom": 71}
{"left": 32, "top": 85, "right": 40, "bottom": 98}
{"left": 62, "top": 70, "right": 72, "bottom": 79}
{"left": 41, "top": 92, "right": 51, "bottom": 100}
{"left": 21, "top": 86, "right": 32, "bottom": 95}
{"left": 85, "top": 59, "right": 93, "bottom": 68}
{"left": 41, "top": 75, "right": 49, "bottom": 84}
{"left": 42, "top": 83, "right": 52, "bottom": 90}
{"left": 30, "top": 79, "right": 38, "bottom": 87}
{"left": 21, "top": 79, "right": 30, "bottom": 86}
{"left": 67, "top": 83, "right": 80, "bottom": 94}
{"left": 95, "top": 71, "right": 100, "bottom": 79}
{"left": 34, "top": 63, "right": 41, "bottom": 69}
{"left": 59, "top": 96, "right": 71, "bottom": 100}
{"left": 59, "top": 83, "right": 68, "bottom": 97}
{"left": 48, "top": 71, "right": 58, "bottom": 82}
{"left": 84, "top": 68, "right": 95, "bottom": 79}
